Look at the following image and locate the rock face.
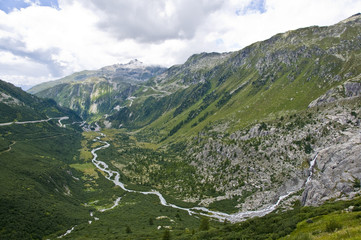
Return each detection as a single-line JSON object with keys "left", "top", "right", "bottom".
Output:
{"left": 345, "top": 81, "right": 361, "bottom": 97}
{"left": 308, "top": 75, "right": 361, "bottom": 108}
{"left": 302, "top": 128, "right": 361, "bottom": 206}
{"left": 187, "top": 102, "right": 361, "bottom": 210}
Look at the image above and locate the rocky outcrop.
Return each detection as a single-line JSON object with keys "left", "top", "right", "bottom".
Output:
{"left": 344, "top": 81, "right": 361, "bottom": 97}
{"left": 308, "top": 75, "right": 361, "bottom": 108}
{"left": 302, "top": 128, "right": 361, "bottom": 206}
{"left": 0, "top": 92, "right": 24, "bottom": 106}
{"left": 188, "top": 101, "right": 361, "bottom": 210}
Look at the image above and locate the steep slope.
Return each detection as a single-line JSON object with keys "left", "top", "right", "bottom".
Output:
{"left": 25, "top": 13, "right": 361, "bottom": 222}
{"left": 29, "top": 60, "right": 166, "bottom": 120}
{"left": 13, "top": 14, "right": 361, "bottom": 239}
{"left": 101, "top": 14, "right": 361, "bottom": 210}
{"left": 27, "top": 69, "right": 96, "bottom": 94}
{"left": 108, "top": 14, "right": 361, "bottom": 137}
{"left": 0, "top": 80, "right": 89, "bottom": 239}
{"left": 0, "top": 80, "right": 81, "bottom": 123}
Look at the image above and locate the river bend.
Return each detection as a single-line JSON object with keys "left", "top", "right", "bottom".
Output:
{"left": 91, "top": 133, "right": 319, "bottom": 223}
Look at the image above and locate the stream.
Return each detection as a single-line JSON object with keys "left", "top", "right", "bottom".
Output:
{"left": 90, "top": 133, "right": 319, "bottom": 223}
{"left": 0, "top": 117, "right": 318, "bottom": 236}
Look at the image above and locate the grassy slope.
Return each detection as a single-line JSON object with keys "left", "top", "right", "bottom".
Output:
{"left": 173, "top": 197, "right": 361, "bottom": 240}
{"left": 2, "top": 16, "right": 360, "bottom": 240}
{"left": 27, "top": 70, "right": 95, "bottom": 94}
{"left": 281, "top": 211, "right": 361, "bottom": 240}
{"left": 0, "top": 122, "right": 88, "bottom": 239}
{"left": 109, "top": 17, "right": 361, "bottom": 146}
{"left": 0, "top": 80, "right": 81, "bottom": 123}
{"left": 0, "top": 80, "right": 89, "bottom": 239}
{"left": 52, "top": 130, "right": 208, "bottom": 240}
{"left": 35, "top": 77, "right": 139, "bottom": 122}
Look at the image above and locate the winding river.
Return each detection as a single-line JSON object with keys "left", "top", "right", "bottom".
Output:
{"left": 0, "top": 117, "right": 318, "bottom": 236}
{"left": 91, "top": 132, "right": 319, "bottom": 223}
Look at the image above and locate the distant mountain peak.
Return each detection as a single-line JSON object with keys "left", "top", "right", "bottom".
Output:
{"left": 99, "top": 59, "right": 145, "bottom": 72}
{"left": 128, "top": 59, "right": 142, "bottom": 65}
{"left": 123, "top": 59, "right": 144, "bottom": 69}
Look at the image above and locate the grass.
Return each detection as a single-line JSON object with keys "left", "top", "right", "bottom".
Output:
{"left": 208, "top": 198, "right": 240, "bottom": 214}
{"left": 2, "top": 19, "right": 361, "bottom": 239}
{"left": 79, "top": 146, "right": 93, "bottom": 162}
{"left": 134, "top": 57, "right": 339, "bottom": 145}
{"left": 171, "top": 197, "right": 361, "bottom": 240}
{"left": 70, "top": 163, "right": 99, "bottom": 178}
{"left": 0, "top": 122, "right": 90, "bottom": 239}
{"left": 58, "top": 190, "right": 206, "bottom": 240}
{"left": 136, "top": 141, "right": 159, "bottom": 150}
{"left": 282, "top": 211, "right": 361, "bottom": 240}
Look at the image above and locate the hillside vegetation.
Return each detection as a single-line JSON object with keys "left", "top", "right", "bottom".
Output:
{"left": 14, "top": 14, "right": 361, "bottom": 239}
{"left": 107, "top": 14, "right": 361, "bottom": 139}
{"left": 0, "top": 80, "right": 80, "bottom": 123}
{"left": 0, "top": 80, "right": 89, "bottom": 239}
{"left": 98, "top": 14, "right": 361, "bottom": 210}
{"left": 29, "top": 60, "right": 166, "bottom": 120}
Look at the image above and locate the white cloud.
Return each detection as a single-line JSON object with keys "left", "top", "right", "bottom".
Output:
{"left": 79, "top": 0, "right": 223, "bottom": 43}
{"left": 0, "top": 0, "right": 360, "bottom": 88}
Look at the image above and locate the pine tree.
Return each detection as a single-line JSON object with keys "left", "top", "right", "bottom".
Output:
{"left": 199, "top": 217, "right": 210, "bottom": 231}
{"left": 162, "top": 229, "right": 171, "bottom": 240}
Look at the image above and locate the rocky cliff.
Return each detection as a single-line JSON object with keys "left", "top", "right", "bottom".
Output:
{"left": 186, "top": 98, "right": 360, "bottom": 210}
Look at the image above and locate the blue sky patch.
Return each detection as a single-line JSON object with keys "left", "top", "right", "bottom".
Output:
{"left": 0, "top": 0, "right": 59, "bottom": 14}
{"left": 216, "top": 38, "right": 224, "bottom": 46}
{"left": 236, "top": 0, "right": 266, "bottom": 16}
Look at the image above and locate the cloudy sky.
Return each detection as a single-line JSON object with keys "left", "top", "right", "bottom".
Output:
{"left": 0, "top": 0, "right": 360, "bottom": 89}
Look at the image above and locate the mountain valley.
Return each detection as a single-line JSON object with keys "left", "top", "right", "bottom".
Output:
{"left": 1, "top": 13, "right": 361, "bottom": 240}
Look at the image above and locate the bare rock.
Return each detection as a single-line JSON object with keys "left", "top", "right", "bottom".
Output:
{"left": 302, "top": 129, "right": 361, "bottom": 206}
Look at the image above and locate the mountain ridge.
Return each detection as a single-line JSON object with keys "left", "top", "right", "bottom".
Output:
{"left": 28, "top": 61, "right": 167, "bottom": 120}
{"left": 102, "top": 13, "right": 360, "bottom": 139}
{"left": 28, "top": 59, "right": 166, "bottom": 94}
{"left": 101, "top": 13, "right": 361, "bottom": 210}
{"left": 0, "top": 79, "right": 81, "bottom": 123}
{"left": 8, "top": 13, "right": 361, "bottom": 239}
